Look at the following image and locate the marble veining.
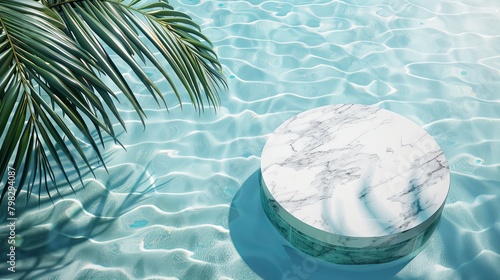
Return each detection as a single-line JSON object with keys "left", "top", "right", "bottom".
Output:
{"left": 260, "top": 104, "right": 450, "bottom": 264}
{"left": 261, "top": 104, "right": 450, "bottom": 239}
{"left": 260, "top": 179, "right": 442, "bottom": 264}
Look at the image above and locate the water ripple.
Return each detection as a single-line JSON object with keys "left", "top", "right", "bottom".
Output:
{"left": 1, "top": 0, "right": 499, "bottom": 279}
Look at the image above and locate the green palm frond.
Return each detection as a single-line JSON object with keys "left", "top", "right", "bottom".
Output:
{"left": 0, "top": 0, "right": 226, "bottom": 204}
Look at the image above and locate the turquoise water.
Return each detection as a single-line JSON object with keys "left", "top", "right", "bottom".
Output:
{"left": 1, "top": 0, "right": 500, "bottom": 279}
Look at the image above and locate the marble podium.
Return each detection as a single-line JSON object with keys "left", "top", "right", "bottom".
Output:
{"left": 260, "top": 104, "right": 450, "bottom": 264}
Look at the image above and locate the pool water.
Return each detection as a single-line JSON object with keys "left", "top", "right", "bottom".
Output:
{"left": 1, "top": 0, "right": 499, "bottom": 279}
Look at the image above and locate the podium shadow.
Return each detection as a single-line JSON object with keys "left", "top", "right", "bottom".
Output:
{"left": 228, "top": 170, "right": 411, "bottom": 280}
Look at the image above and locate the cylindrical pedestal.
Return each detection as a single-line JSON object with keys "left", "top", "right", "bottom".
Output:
{"left": 260, "top": 104, "right": 450, "bottom": 264}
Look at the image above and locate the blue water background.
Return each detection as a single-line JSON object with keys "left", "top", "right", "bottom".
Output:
{"left": 0, "top": 0, "right": 499, "bottom": 279}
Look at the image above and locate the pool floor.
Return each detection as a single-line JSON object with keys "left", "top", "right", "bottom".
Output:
{"left": 1, "top": 0, "right": 499, "bottom": 279}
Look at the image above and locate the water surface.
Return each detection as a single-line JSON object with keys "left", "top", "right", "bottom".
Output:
{"left": 1, "top": 0, "right": 499, "bottom": 279}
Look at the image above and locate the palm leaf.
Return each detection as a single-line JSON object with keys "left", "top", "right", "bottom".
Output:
{"left": 0, "top": 0, "right": 226, "bottom": 204}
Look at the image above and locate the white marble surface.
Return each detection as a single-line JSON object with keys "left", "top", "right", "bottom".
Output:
{"left": 261, "top": 104, "right": 450, "bottom": 239}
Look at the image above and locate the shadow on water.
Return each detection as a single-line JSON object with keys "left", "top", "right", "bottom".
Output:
{"left": 229, "top": 170, "right": 412, "bottom": 280}
{"left": 0, "top": 144, "right": 157, "bottom": 280}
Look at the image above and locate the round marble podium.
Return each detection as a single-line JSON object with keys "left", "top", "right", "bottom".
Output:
{"left": 260, "top": 104, "right": 450, "bottom": 264}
